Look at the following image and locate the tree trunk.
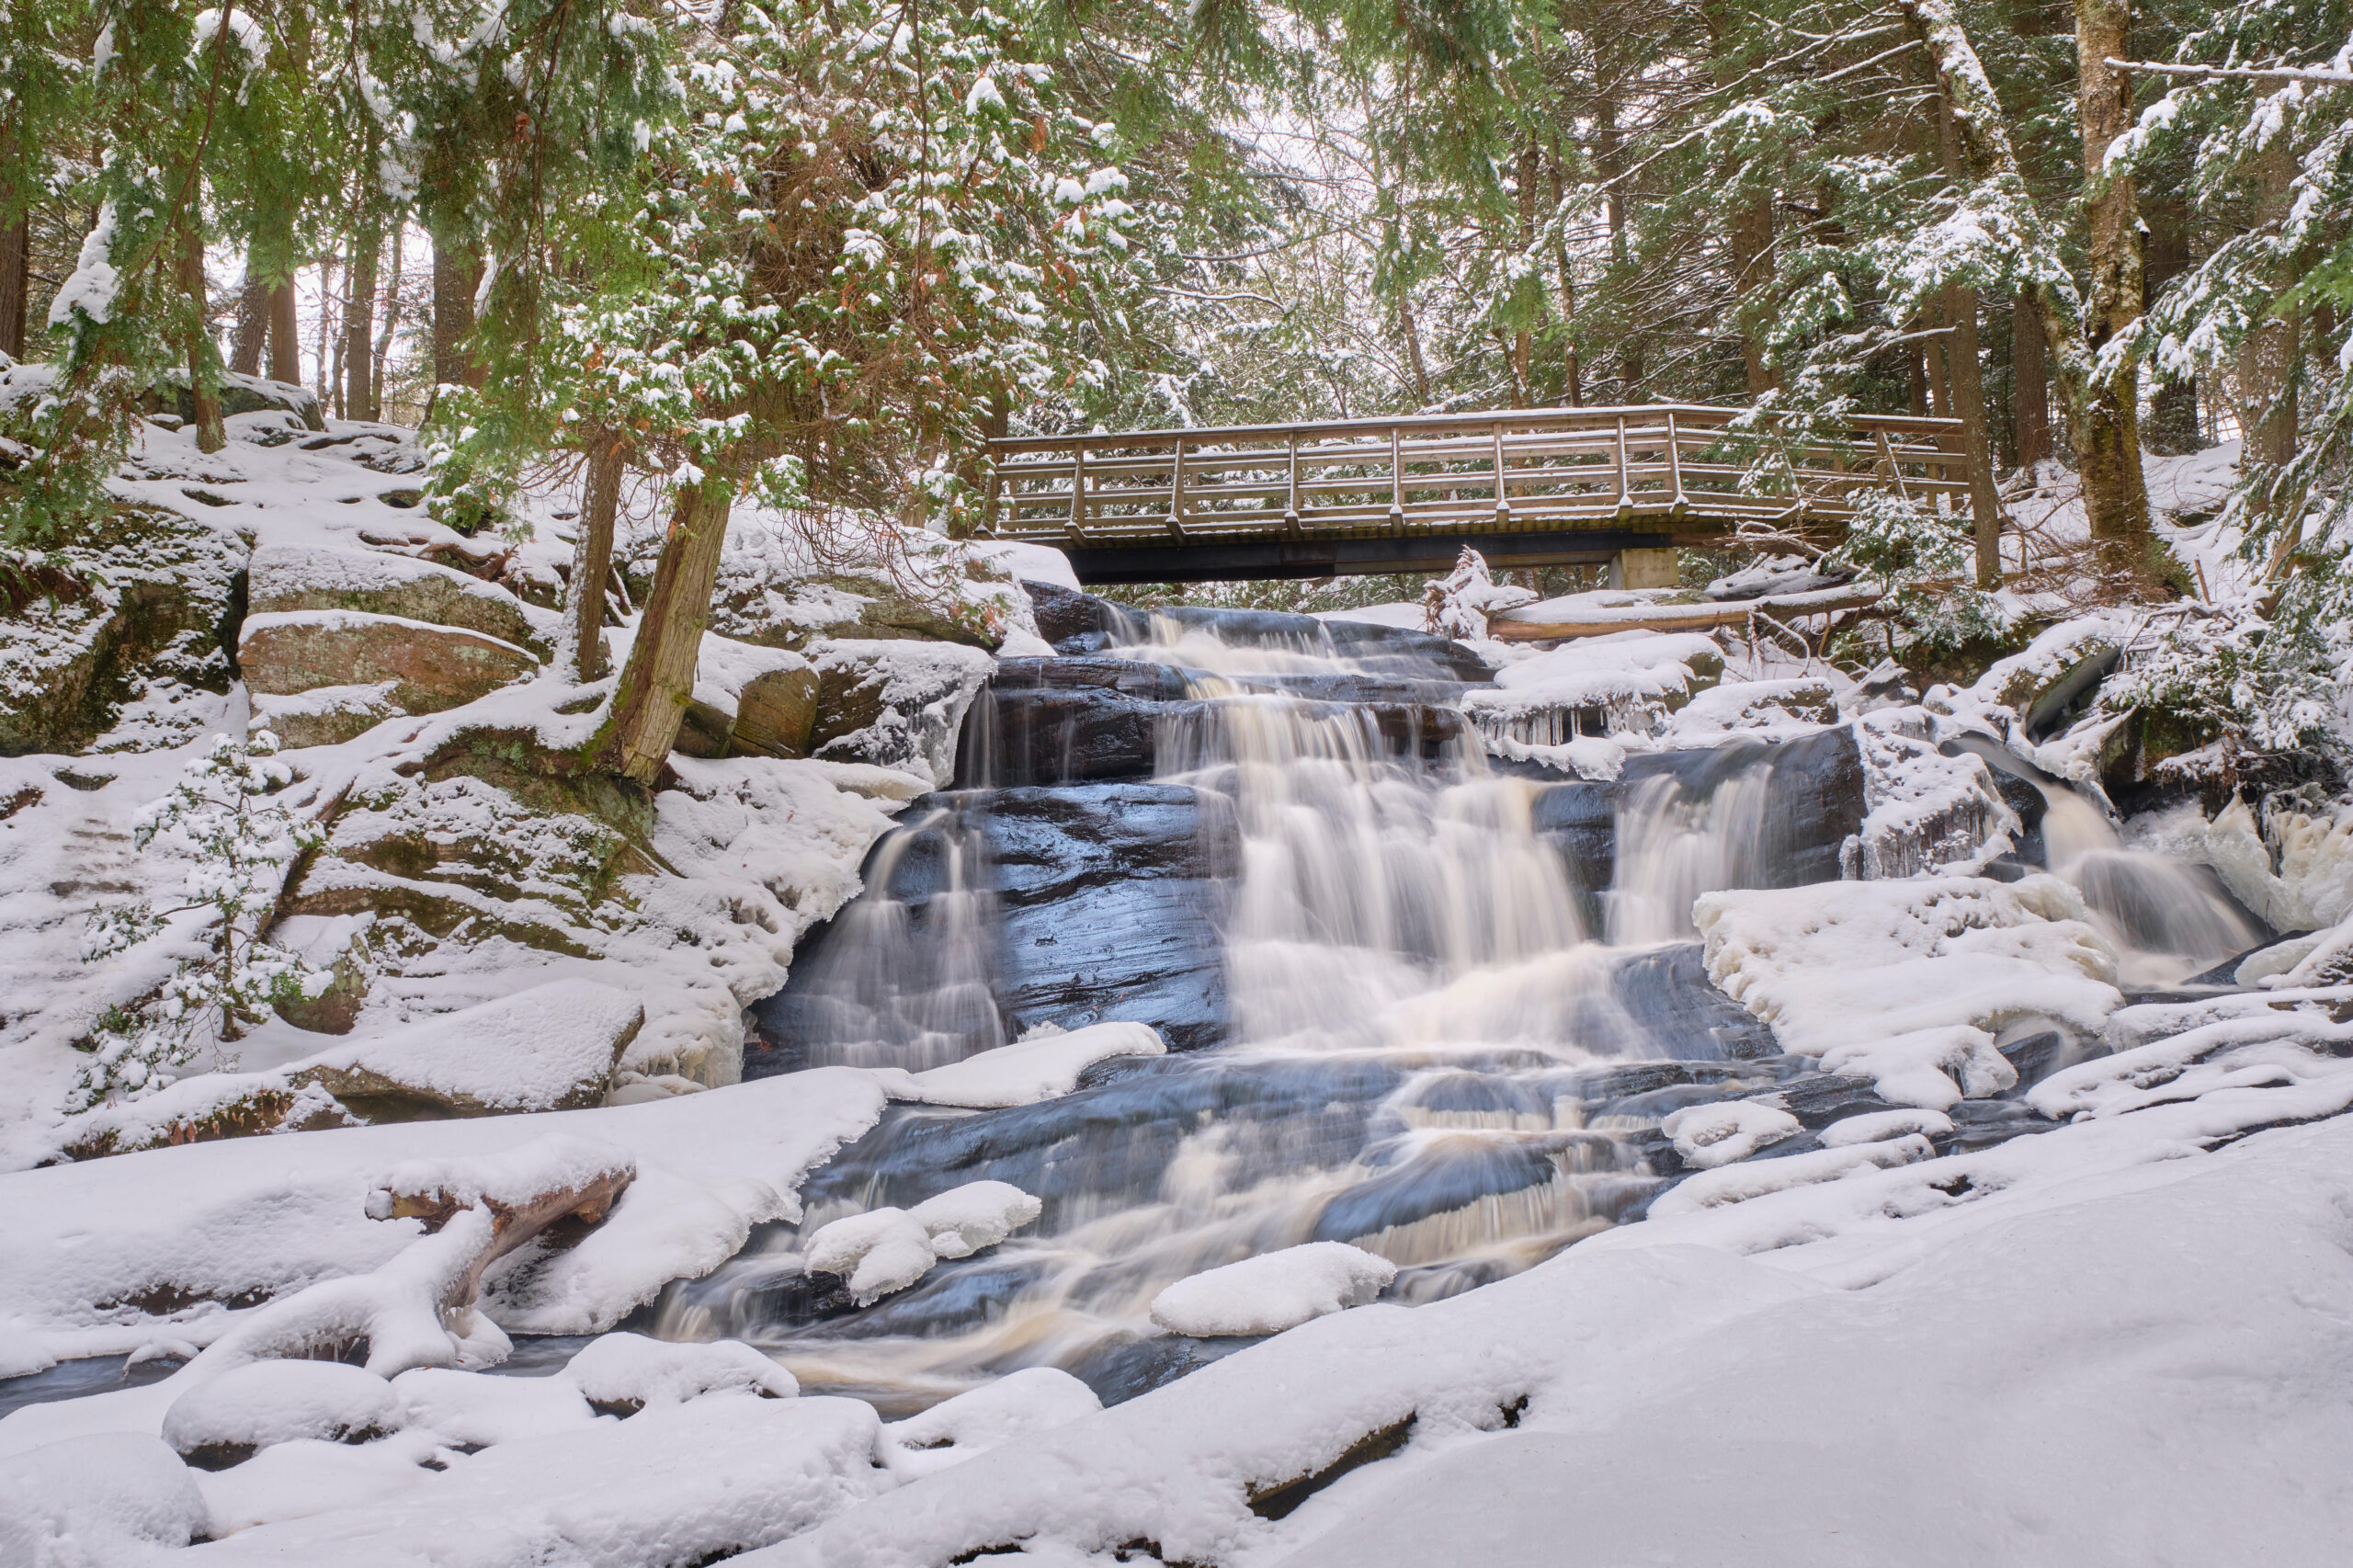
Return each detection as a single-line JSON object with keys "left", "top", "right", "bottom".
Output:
{"left": 1940, "top": 285, "right": 2003, "bottom": 586}
{"left": 1731, "top": 194, "right": 1777, "bottom": 395}
{"left": 2143, "top": 189, "right": 2198, "bottom": 452}
{"left": 1398, "top": 291, "right": 1432, "bottom": 408}
{"left": 2238, "top": 128, "right": 2301, "bottom": 500}
{"left": 2013, "top": 288, "right": 2050, "bottom": 465}
{"left": 566, "top": 437, "right": 627, "bottom": 682}
{"left": 1548, "top": 150, "right": 1582, "bottom": 405}
{"left": 229, "top": 277, "right": 267, "bottom": 376}
{"left": 0, "top": 213, "right": 28, "bottom": 361}
{"left": 433, "top": 238, "right": 483, "bottom": 391}
{"left": 2071, "top": 0, "right": 2150, "bottom": 554}
{"left": 267, "top": 277, "right": 301, "bottom": 387}
{"left": 180, "top": 224, "right": 224, "bottom": 452}
{"left": 1597, "top": 96, "right": 1642, "bottom": 396}
{"left": 373, "top": 224, "right": 405, "bottom": 418}
{"left": 596, "top": 471, "right": 735, "bottom": 784}
{"left": 345, "top": 218, "right": 380, "bottom": 422}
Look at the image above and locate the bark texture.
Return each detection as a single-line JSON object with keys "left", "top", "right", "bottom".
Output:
{"left": 2070, "top": 0, "right": 2151, "bottom": 552}
{"left": 0, "top": 214, "right": 28, "bottom": 361}
{"left": 2013, "top": 288, "right": 2050, "bottom": 464}
{"left": 568, "top": 437, "right": 627, "bottom": 682}
{"left": 597, "top": 473, "right": 735, "bottom": 783}
{"left": 432, "top": 240, "right": 484, "bottom": 391}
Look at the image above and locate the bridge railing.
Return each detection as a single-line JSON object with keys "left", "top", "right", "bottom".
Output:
{"left": 983, "top": 403, "right": 1967, "bottom": 548}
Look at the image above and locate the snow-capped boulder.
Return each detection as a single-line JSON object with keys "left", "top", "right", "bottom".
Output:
{"left": 247, "top": 543, "right": 552, "bottom": 658}
{"left": 1661, "top": 1100, "right": 1802, "bottom": 1168}
{"left": 804, "top": 639, "right": 996, "bottom": 787}
{"left": 676, "top": 636, "right": 821, "bottom": 761}
{"left": 286, "top": 983, "right": 645, "bottom": 1118}
{"left": 0, "top": 1433, "right": 212, "bottom": 1559}
{"left": 802, "top": 1181, "right": 1043, "bottom": 1305}
{"left": 881, "top": 1367, "right": 1101, "bottom": 1480}
{"left": 1149, "top": 1242, "right": 1398, "bottom": 1337}
{"left": 563, "top": 1333, "right": 797, "bottom": 1415}
{"left": 161, "top": 1359, "right": 404, "bottom": 1469}
{"left": 239, "top": 609, "right": 539, "bottom": 722}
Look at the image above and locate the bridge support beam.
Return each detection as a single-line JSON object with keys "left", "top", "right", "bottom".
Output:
{"left": 1608, "top": 547, "right": 1681, "bottom": 591}
{"left": 1059, "top": 529, "right": 1678, "bottom": 587}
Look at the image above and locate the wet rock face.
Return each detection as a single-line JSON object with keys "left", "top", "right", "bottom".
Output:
{"left": 1532, "top": 724, "right": 1867, "bottom": 907}
{"left": 749, "top": 781, "right": 1238, "bottom": 1072}
{"left": 961, "top": 656, "right": 1466, "bottom": 788}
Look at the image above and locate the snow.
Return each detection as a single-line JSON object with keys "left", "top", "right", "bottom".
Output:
{"left": 0, "top": 1068, "right": 884, "bottom": 1382}
{"left": 881, "top": 1368, "right": 1100, "bottom": 1482}
{"left": 0, "top": 1433, "right": 211, "bottom": 1565}
{"left": 1649, "top": 1135, "right": 1937, "bottom": 1218}
{"left": 1149, "top": 1242, "right": 1398, "bottom": 1337}
{"left": 969, "top": 540, "right": 1080, "bottom": 591}
{"left": 1661, "top": 1100, "right": 1800, "bottom": 1167}
{"left": 160, "top": 1360, "right": 404, "bottom": 1460}
{"left": 876, "top": 1021, "right": 1165, "bottom": 1108}
{"left": 802, "top": 1181, "right": 1042, "bottom": 1304}
{"left": 389, "top": 1368, "right": 593, "bottom": 1449}
{"left": 562, "top": 1333, "right": 796, "bottom": 1410}
{"left": 1816, "top": 1107, "right": 1954, "bottom": 1146}
{"left": 1817, "top": 1024, "right": 2015, "bottom": 1110}
{"left": 1697, "top": 875, "right": 2123, "bottom": 1094}
{"left": 283, "top": 982, "right": 644, "bottom": 1113}
{"left": 1461, "top": 631, "right": 1722, "bottom": 742}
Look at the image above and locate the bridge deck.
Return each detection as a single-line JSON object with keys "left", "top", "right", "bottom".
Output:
{"left": 984, "top": 403, "right": 1967, "bottom": 584}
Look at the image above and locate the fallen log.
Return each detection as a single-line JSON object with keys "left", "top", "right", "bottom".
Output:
{"left": 1488, "top": 581, "right": 1889, "bottom": 642}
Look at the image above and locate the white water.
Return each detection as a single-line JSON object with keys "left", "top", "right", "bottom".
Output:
{"left": 2040, "top": 785, "right": 2266, "bottom": 986}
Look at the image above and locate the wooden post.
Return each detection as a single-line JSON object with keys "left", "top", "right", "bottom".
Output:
{"left": 1613, "top": 416, "right": 1631, "bottom": 517}
{"left": 1168, "top": 437, "right": 1187, "bottom": 540}
{"left": 1389, "top": 426, "right": 1405, "bottom": 532}
{"left": 1065, "top": 440, "right": 1087, "bottom": 546}
{"left": 983, "top": 459, "right": 1003, "bottom": 537}
{"left": 1285, "top": 433, "right": 1302, "bottom": 536}
{"left": 1665, "top": 411, "right": 1687, "bottom": 519}
{"left": 1493, "top": 422, "right": 1511, "bottom": 524}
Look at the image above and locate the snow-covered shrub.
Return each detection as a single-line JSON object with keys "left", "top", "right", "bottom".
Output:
{"left": 1823, "top": 491, "right": 2005, "bottom": 653}
{"left": 73, "top": 730, "right": 326, "bottom": 1110}
{"left": 2101, "top": 606, "right": 2347, "bottom": 754}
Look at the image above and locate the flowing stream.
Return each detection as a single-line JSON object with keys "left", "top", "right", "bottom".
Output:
{"left": 681, "top": 615, "right": 1853, "bottom": 1413}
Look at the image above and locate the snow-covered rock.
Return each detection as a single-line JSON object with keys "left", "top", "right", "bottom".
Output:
{"left": 1662, "top": 1101, "right": 1801, "bottom": 1168}
{"left": 160, "top": 1359, "right": 404, "bottom": 1468}
{"left": 391, "top": 1367, "right": 597, "bottom": 1449}
{"left": 0, "top": 1432, "right": 212, "bottom": 1563}
{"left": 285, "top": 983, "right": 645, "bottom": 1118}
{"left": 1698, "top": 874, "right": 2122, "bottom": 1105}
{"left": 880, "top": 1022, "right": 1165, "bottom": 1108}
{"left": 563, "top": 1333, "right": 796, "bottom": 1413}
{"left": 802, "top": 1181, "right": 1042, "bottom": 1304}
{"left": 1461, "top": 632, "right": 1722, "bottom": 744}
{"left": 1149, "top": 1243, "right": 1398, "bottom": 1337}
{"left": 881, "top": 1368, "right": 1101, "bottom": 1481}
{"left": 1817, "top": 1108, "right": 1953, "bottom": 1147}
{"left": 804, "top": 639, "right": 996, "bottom": 788}
{"left": 239, "top": 609, "right": 540, "bottom": 728}
{"left": 247, "top": 542, "right": 554, "bottom": 659}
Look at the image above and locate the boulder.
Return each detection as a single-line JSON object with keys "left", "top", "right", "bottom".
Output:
{"left": 151, "top": 369, "right": 325, "bottom": 431}
{"left": 805, "top": 639, "right": 996, "bottom": 786}
{"left": 251, "top": 681, "right": 402, "bottom": 749}
{"left": 247, "top": 542, "right": 552, "bottom": 657}
{"left": 0, "top": 507, "right": 241, "bottom": 756}
{"left": 676, "top": 637, "right": 822, "bottom": 761}
{"left": 287, "top": 982, "right": 644, "bottom": 1118}
{"left": 239, "top": 609, "right": 539, "bottom": 716}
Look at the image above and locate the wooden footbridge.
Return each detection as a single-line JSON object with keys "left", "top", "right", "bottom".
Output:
{"left": 983, "top": 403, "right": 1968, "bottom": 585}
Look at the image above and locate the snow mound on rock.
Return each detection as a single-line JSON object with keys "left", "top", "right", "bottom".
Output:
{"left": 1662, "top": 1101, "right": 1800, "bottom": 1168}
{"left": 564, "top": 1333, "right": 796, "bottom": 1412}
{"left": 882, "top": 1367, "right": 1101, "bottom": 1481}
{"left": 882, "top": 1022, "right": 1165, "bottom": 1108}
{"left": 161, "top": 1360, "right": 403, "bottom": 1466}
{"left": 1149, "top": 1242, "right": 1397, "bottom": 1337}
{"left": 803, "top": 1181, "right": 1042, "bottom": 1305}
{"left": 0, "top": 1432, "right": 211, "bottom": 1562}
{"left": 290, "top": 982, "right": 645, "bottom": 1115}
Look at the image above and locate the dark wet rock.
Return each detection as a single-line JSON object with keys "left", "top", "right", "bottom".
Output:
{"left": 1945, "top": 1098, "right": 2063, "bottom": 1153}
{"left": 1997, "top": 1029, "right": 2109, "bottom": 1090}
{"left": 1312, "top": 1134, "right": 1566, "bottom": 1244}
{"left": 2184, "top": 933, "right": 2315, "bottom": 988}
{"left": 797, "top": 1256, "right": 1051, "bottom": 1341}
{"left": 1762, "top": 1073, "right": 1891, "bottom": 1129}
{"left": 1067, "top": 1332, "right": 1263, "bottom": 1407}
{"left": 792, "top": 1055, "right": 1410, "bottom": 1231}
{"left": 1023, "top": 581, "right": 1135, "bottom": 653}
{"left": 1608, "top": 945, "right": 1780, "bottom": 1061}
{"left": 1532, "top": 726, "right": 1867, "bottom": 904}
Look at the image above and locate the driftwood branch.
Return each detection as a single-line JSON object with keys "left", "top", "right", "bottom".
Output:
{"left": 1487, "top": 582, "right": 1889, "bottom": 642}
